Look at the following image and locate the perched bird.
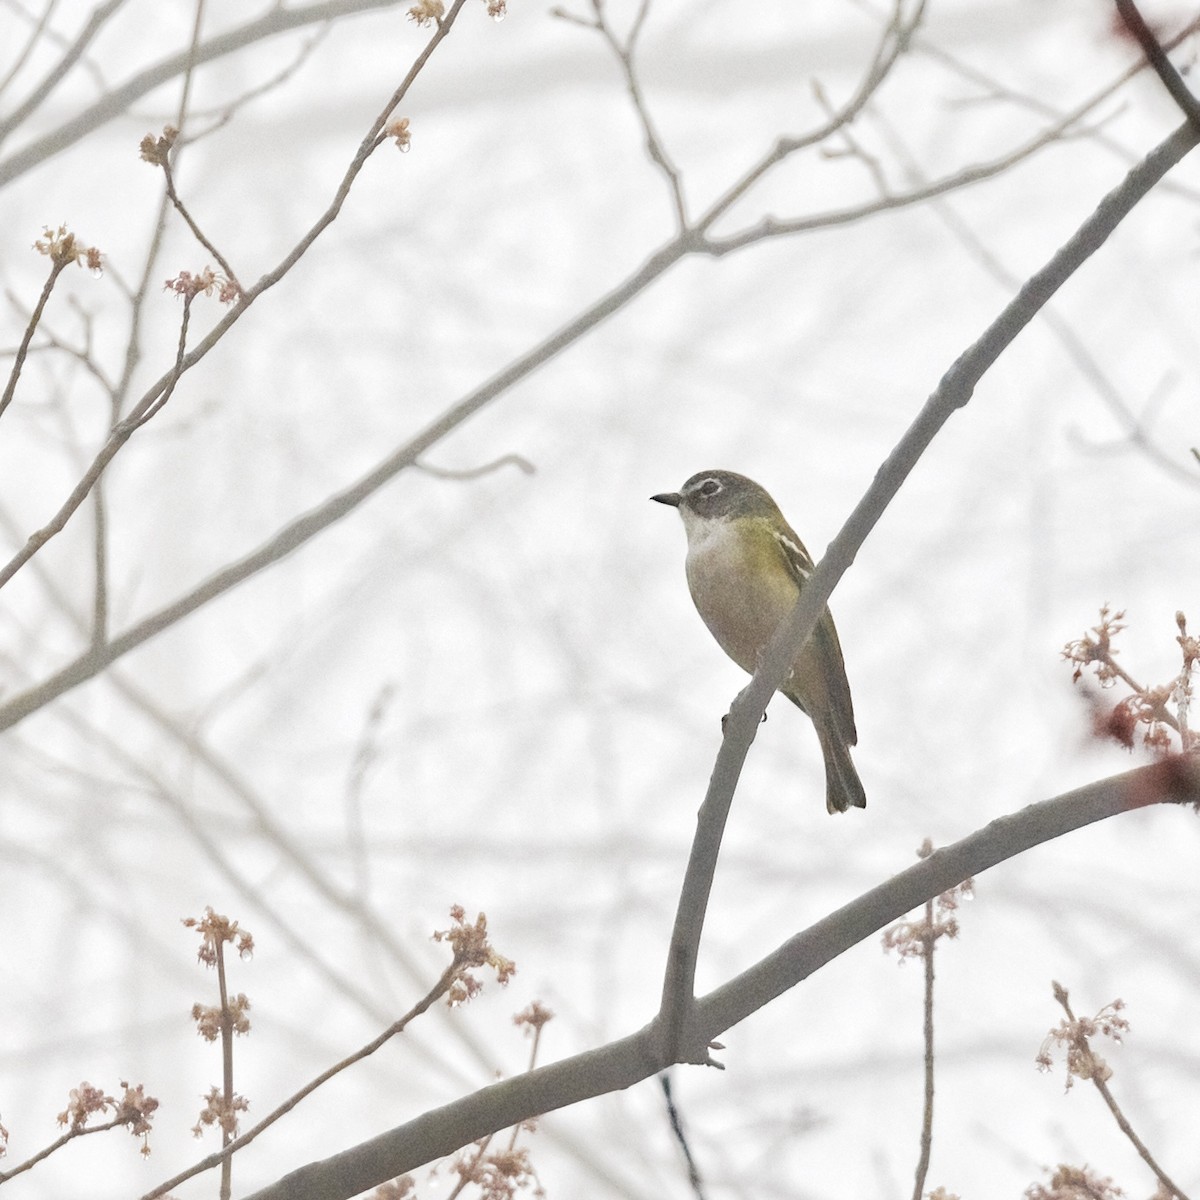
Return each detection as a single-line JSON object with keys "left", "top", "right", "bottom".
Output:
{"left": 652, "top": 469, "right": 866, "bottom": 814}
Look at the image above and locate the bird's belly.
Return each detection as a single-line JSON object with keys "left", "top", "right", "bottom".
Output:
{"left": 684, "top": 533, "right": 796, "bottom": 676}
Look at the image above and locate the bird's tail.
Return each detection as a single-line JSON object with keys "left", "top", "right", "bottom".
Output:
{"left": 817, "top": 722, "right": 867, "bottom": 814}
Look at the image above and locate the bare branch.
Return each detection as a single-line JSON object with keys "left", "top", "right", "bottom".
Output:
{"left": 0, "top": 0, "right": 130, "bottom": 142}
{"left": 181, "top": 26, "right": 332, "bottom": 145}
{"left": 697, "top": 0, "right": 927, "bottom": 234}
{"left": 239, "top": 764, "right": 1199, "bottom": 1200}
{"left": 583, "top": 0, "right": 689, "bottom": 228}
{"left": 0, "top": 254, "right": 70, "bottom": 422}
{"left": 1115, "top": 0, "right": 1200, "bottom": 130}
{"left": 1049, "top": 985, "right": 1193, "bottom": 1200}
{"left": 869, "top": 109, "right": 1200, "bottom": 488}
{"left": 0, "top": 0, "right": 61, "bottom": 100}
{"left": 0, "top": 0, "right": 410, "bottom": 188}
{"left": 0, "top": 238, "right": 687, "bottom": 731}
{"left": 656, "top": 118, "right": 1200, "bottom": 1061}
{"left": 0, "top": 0, "right": 470, "bottom": 591}
{"left": 2, "top": 6, "right": 1195, "bottom": 731}
{"left": 141, "top": 959, "right": 463, "bottom": 1200}
{"left": 414, "top": 453, "right": 536, "bottom": 480}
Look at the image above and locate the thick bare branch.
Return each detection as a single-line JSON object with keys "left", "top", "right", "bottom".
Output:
{"left": 657, "top": 118, "right": 1200, "bottom": 1059}
{"left": 239, "top": 765, "right": 1198, "bottom": 1200}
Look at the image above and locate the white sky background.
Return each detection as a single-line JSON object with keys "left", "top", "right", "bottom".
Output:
{"left": 2, "top": 0, "right": 1200, "bottom": 1197}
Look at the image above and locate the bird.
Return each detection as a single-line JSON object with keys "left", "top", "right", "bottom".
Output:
{"left": 652, "top": 469, "right": 866, "bottom": 814}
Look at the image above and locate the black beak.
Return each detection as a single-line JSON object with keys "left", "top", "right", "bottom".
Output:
{"left": 650, "top": 491, "right": 682, "bottom": 507}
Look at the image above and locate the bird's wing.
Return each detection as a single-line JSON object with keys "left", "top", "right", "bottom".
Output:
{"left": 771, "top": 524, "right": 858, "bottom": 745}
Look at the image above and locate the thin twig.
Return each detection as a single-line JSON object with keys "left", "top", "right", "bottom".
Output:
{"left": 0, "top": 0, "right": 470, "bottom": 592}
{"left": 444, "top": 1134, "right": 496, "bottom": 1200}
{"left": 0, "top": 0, "right": 129, "bottom": 142}
{"left": 91, "top": 469, "right": 109, "bottom": 645}
{"left": 160, "top": 157, "right": 242, "bottom": 293}
{"left": 0, "top": 1, "right": 1192, "bottom": 728}
{"left": 0, "top": 255, "right": 70, "bottom": 421}
{"left": 414, "top": 453, "right": 536, "bottom": 480}
{"left": 215, "top": 937, "right": 236, "bottom": 1200}
{"left": 151, "top": 0, "right": 242, "bottom": 291}
{"left": 911, "top": 896, "right": 935, "bottom": 1200}
{"left": 0, "top": 1114, "right": 132, "bottom": 1184}
{"left": 660, "top": 1073, "right": 706, "bottom": 1200}
{"left": 1115, "top": 0, "right": 1200, "bottom": 130}
{"left": 0, "top": 0, "right": 61, "bottom": 101}
{"left": 141, "top": 961, "right": 461, "bottom": 1200}
{"left": 904, "top": 8, "right": 1200, "bottom": 202}
{"left": 88, "top": 0, "right": 211, "bottom": 645}
{"left": 699, "top": 102, "right": 1109, "bottom": 254}
{"left": 0, "top": 0, "right": 411, "bottom": 185}
{"left": 870, "top": 108, "right": 1200, "bottom": 489}
{"left": 1052, "top": 987, "right": 1192, "bottom": 1200}
{"left": 182, "top": 26, "right": 331, "bottom": 145}
{"left": 586, "top": 0, "right": 688, "bottom": 229}
{"left": 120, "top": 292, "right": 194, "bottom": 430}
{"left": 0, "top": 317, "right": 118, "bottom": 399}
{"left": 696, "top": 0, "right": 927, "bottom": 235}
{"left": 344, "top": 682, "right": 396, "bottom": 901}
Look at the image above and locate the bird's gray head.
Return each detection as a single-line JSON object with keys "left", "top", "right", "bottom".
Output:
{"left": 651, "top": 470, "right": 781, "bottom": 522}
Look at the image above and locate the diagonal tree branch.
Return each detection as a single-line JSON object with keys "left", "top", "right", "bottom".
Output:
{"left": 3, "top": 5, "right": 1192, "bottom": 739}
{"left": 1, "top": 4, "right": 1154, "bottom": 730}
{"left": 0, "top": 0, "right": 130, "bottom": 143}
{"left": 656, "top": 117, "right": 1200, "bottom": 1060}
{"left": 1114, "top": 0, "right": 1200, "bottom": 130}
{"left": 0, "top": 239, "right": 688, "bottom": 731}
{"left": 237, "top": 764, "right": 1198, "bottom": 1200}
{"left": 0, "top": 0, "right": 470, "bottom": 594}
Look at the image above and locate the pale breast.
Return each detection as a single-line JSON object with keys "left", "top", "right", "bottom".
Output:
{"left": 683, "top": 517, "right": 798, "bottom": 676}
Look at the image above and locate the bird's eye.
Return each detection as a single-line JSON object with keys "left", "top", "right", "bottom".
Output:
{"left": 699, "top": 479, "right": 721, "bottom": 497}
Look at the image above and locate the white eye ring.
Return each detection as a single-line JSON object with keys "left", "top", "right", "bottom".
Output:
{"left": 699, "top": 479, "right": 721, "bottom": 496}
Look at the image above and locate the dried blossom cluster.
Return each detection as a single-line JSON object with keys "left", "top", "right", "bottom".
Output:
{"left": 33, "top": 224, "right": 102, "bottom": 271}
{"left": 433, "top": 906, "right": 516, "bottom": 1005}
{"left": 882, "top": 841, "right": 974, "bottom": 959}
{"left": 138, "top": 125, "right": 179, "bottom": 166}
{"left": 513, "top": 1001, "right": 554, "bottom": 1035}
{"left": 183, "top": 907, "right": 255, "bottom": 964}
{"left": 163, "top": 268, "right": 240, "bottom": 305}
{"left": 449, "top": 1142, "right": 544, "bottom": 1200}
{"left": 1024, "top": 1163, "right": 1124, "bottom": 1199}
{"left": 407, "top": 0, "right": 444, "bottom": 24}
{"left": 1063, "top": 607, "right": 1197, "bottom": 753}
{"left": 1036, "top": 985, "right": 1128, "bottom": 1090}
{"left": 192, "top": 994, "right": 252, "bottom": 1042}
{"left": 1063, "top": 605, "right": 1127, "bottom": 687}
{"left": 191, "top": 1086, "right": 250, "bottom": 1140}
{"left": 385, "top": 117, "right": 413, "bottom": 151}
{"left": 57, "top": 1080, "right": 158, "bottom": 1156}
{"left": 408, "top": 0, "right": 505, "bottom": 25}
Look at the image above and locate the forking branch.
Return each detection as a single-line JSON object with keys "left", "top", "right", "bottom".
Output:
{"left": 239, "top": 762, "right": 1200, "bottom": 1200}
{"left": 656, "top": 110, "right": 1200, "bottom": 1065}
{"left": 0, "top": 0, "right": 1179, "bottom": 732}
